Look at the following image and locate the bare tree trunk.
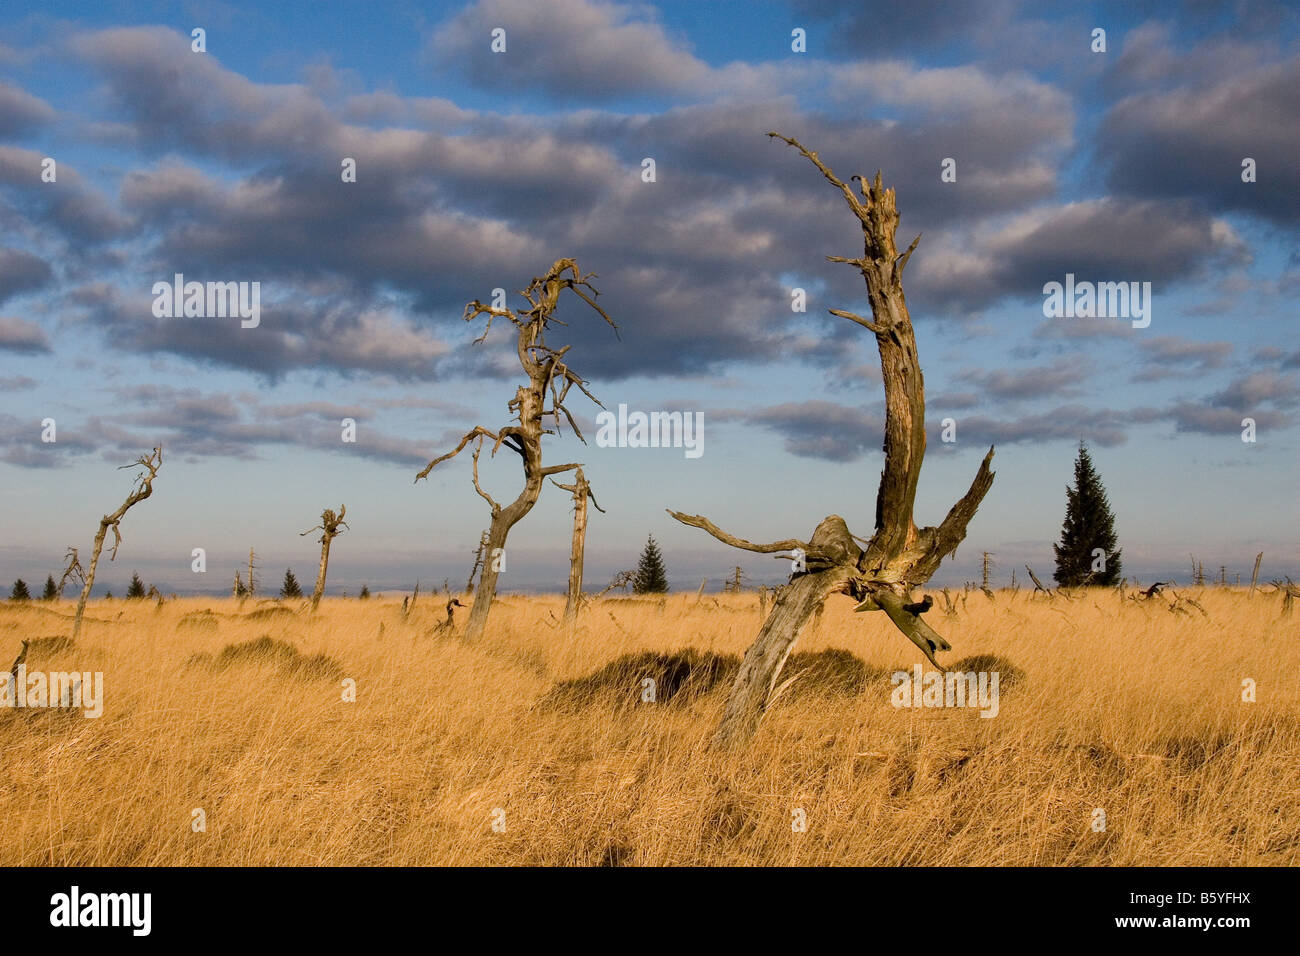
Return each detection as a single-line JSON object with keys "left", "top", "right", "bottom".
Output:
{"left": 71, "top": 447, "right": 162, "bottom": 641}
{"left": 1250, "top": 552, "right": 1263, "bottom": 597}
{"left": 552, "top": 468, "right": 603, "bottom": 623}
{"left": 712, "top": 521, "right": 855, "bottom": 749}
{"left": 565, "top": 490, "right": 587, "bottom": 620}
{"left": 301, "top": 505, "right": 347, "bottom": 611}
{"left": 465, "top": 514, "right": 510, "bottom": 640}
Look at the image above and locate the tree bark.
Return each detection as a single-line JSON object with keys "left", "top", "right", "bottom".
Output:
{"left": 711, "top": 517, "right": 857, "bottom": 749}
{"left": 552, "top": 467, "right": 602, "bottom": 623}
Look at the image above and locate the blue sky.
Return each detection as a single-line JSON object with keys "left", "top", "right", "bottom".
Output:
{"left": 0, "top": 0, "right": 1297, "bottom": 595}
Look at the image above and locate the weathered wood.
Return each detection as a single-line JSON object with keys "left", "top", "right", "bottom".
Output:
{"left": 71, "top": 447, "right": 162, "bottom": 640}
{"left": 416, "top": 259, "right": 618, "bottom": 642}
{"left": 551, "top": 467, "right": 603, "bottom": 622}
{"left": 712, "top": 548, "right": 856, "bottom": 747}
{"left": 301, "top": 504, "right": 347, "bottom": 611}
{"left": 670, "top": 135, "right": 997, "bottom": 749}
{"left": 1250, "top": 552, "right": 1263, "bottom": 597}
{"left": 1026, "top": 564, "right": 1053, "bottom": 598}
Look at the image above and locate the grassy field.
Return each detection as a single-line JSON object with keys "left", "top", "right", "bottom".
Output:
{"left": 1, "top": 587, "right": 1296, "bottom": 866}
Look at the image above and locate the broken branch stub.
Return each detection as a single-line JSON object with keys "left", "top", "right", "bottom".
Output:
{"left": 670, "top": 135, "right": 996, "bottom": 750}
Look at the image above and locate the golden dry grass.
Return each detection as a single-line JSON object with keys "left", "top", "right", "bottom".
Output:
{"left": 0, "top": 587, "right": 1296, "bottom": 865}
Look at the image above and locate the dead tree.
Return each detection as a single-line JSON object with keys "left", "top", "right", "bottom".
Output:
{"left": 1250, "top": 552, "right": 1263, "bottom": 597}
{"left": 550, "top": 467, "right": 604, "bottom": 623}
{"left": 71, "top": 447, "right": 162, "bottom": 640}
{"left": 980, "top": 551, "right": 995, "bottom": 600}
{"left": 57, "top": 548, "right": 85, "bottom": 599}
{"left": 246, "top": 548, "right": 258, "bottom": 597}
{"left": 724, "top": 566, "right": 746, "bottom": 594}
{"left": 301, "top": 504, "right": 348, "bottom": 611}
{"left": 668, "top": 135, "right": 995, "bottom": 749}
{"left": 1275, "top": 578, "right": 1299, "bottom": 617}
{"left": 415, "top": 258, "right": 618, "bottom": 642}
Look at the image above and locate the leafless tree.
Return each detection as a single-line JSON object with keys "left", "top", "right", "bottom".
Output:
{"left": 415, "top": 258, "right": 618, "bottom": 642}
{"left": 71, "top": 447, "right": 163, "bottom": 640}
{"left": 550, "top": 467, "right": 604, "bottom": 623}
{"left": 668, "top": 135, "right": 995, "bottom": 749}
{"left": 301, "top": 504, "right": 348, "bottom": 611}
{"left": 57, "top": 548, "right": 85, "bottom": 599}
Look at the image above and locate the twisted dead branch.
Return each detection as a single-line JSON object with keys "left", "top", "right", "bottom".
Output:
{"left": 668, "top": 134, "right": 996, "bottom": 749}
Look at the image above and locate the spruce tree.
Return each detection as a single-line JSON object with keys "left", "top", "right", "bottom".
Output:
{"left": 1053, "top": 441, "right": 1122, "bottom": 587}
{"left": 126, "top": 572, "right": 146, "bottom": 599}
{"left": 41, "top": 575, "right": 57, "bottom": 601}
{"left": 9, "top": 579, "right": 30, "bottom": 601}
{"left": 280, "top": 568, "right": 303, "bottom": 599}
{"left": 633, "top": 535, "right": 669, "bottom": 593}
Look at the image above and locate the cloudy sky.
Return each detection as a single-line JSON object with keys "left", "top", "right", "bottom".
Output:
{"left": 0, "top": 0, "right": 1297, "bottom": 595}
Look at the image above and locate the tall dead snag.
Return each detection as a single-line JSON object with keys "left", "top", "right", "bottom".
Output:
{"left": 668, "top": 134, "right": 996, "bottom": 750}
{"left": 551, "top": 467, "right": 604, "bottom": 623}
{"left": 71, "top": 446, "right": 163, "bottom": 640}
{"left": 301, "top": 504, "right": 348, "bottom": 611}
{"left": 416, "top": 258, "right": 618, "bottom": 642}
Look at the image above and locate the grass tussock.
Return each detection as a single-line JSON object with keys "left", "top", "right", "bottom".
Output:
{"left": 0, "top": 587, "right": 1295, "bottom": 865}
{"left": 186, "top": 635, "right": 342, "bottom": 681}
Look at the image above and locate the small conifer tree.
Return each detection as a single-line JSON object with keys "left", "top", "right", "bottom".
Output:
{"left": 633, "top": 535, "right": 669, "bottom": 594}
{"left": 1053, "top": 441, "right": 1122, "bottom": 587}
